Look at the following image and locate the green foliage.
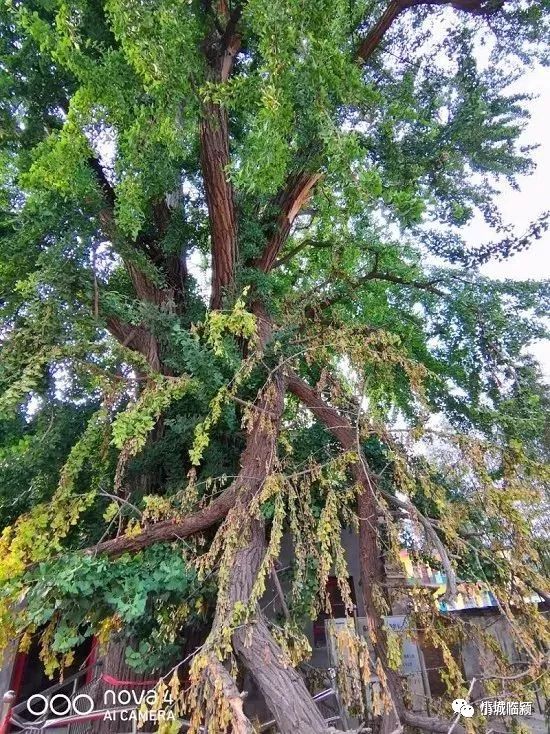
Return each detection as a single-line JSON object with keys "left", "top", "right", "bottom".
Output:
{"left": 0, "top": 407, "right": 110, "bottom": 580}
{"left": 13, "top": 543, "right": 211, "bottom": 674}
{"left": 203, "top": 291, "right": 257, "bottom": 357}
{"left": 0, "top": 401, "right": 98, "bottom": 527}
{"left": 0, "top": 0, "right": 549, "bottom": 721}
{"left": 112, "top": 376, "right": 191, "bottom": 455}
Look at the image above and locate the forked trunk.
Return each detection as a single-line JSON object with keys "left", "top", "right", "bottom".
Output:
{"left": 229, "top": 521, "right": 333, "bottom": 734}
{"left": 207, "top": 366, "right": 334, "bottom": 734}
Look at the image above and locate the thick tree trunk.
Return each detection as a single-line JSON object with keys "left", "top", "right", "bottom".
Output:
{"left": 199, "top": 23, "right": 240, "bottom": 311}
{"left": 200, "top": 98, "right": 237, "bottom": 310}
{"left": 91, "top": 637, "right": 155, "bottom": 734}
{"left": 200, "top": 362, "right": 335, "bottom": 734}
{"left": 227, "top": 520, "right": 334, "bottom": 734}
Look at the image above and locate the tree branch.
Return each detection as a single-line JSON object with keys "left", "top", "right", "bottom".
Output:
{"left": 253, "top": 1, "right": 508, "bottom": 278}
{"left": 87, "top": 314, "right": 280, "bottom": 557}
{"left": 368, "top": 271, "right": 445, "bottom": 295}
{"left": 204, "top": 656, "right": 254, "bottom": 734}
{"left": 357, "top": 0, "right": 408, "bottom": 61}
{"left": 377, "top": 488, "right": 459, "bottom": 600}
{"left": 200, "top": 98, "right": 237, "bottom": 309}
{"left": 87, "top": 382, "right": 282, "bottom": 556}
{"left": 307, "top": 268, "right": 445, "bottom": 316}
{"left": 273, "top": 239, "right": 334, "bottom": 269}
{"left": 357, "top": 0, "right": 505, "bottom": 62}
{"left": 105, "top": 315, "right": 162, "bottom": 373}
{"left": 286, "top": 371, "right": 457, "bottom": 598}
{"left": 256, "top": 171, "right": 322, "bottom": 273}
{"left": 88, "top": 156, "right": 116, "bottom": 209}
{"left": 87, "top": 478, "right": 238, "bottom": 557}
{"left": 287, "top": 370, "right": 464, "bottom": 734}
{"left": 87, "top": 158, "right": 186, "bottom": 369}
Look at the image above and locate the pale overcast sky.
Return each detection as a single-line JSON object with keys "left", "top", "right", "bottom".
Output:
{"left": 475, "top": 66, "right": 550, "bottom": 379}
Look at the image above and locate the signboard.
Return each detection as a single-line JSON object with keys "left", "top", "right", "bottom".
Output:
{"left": 329, "top": 616, "right": 422, "bottom": 677}
{"left": 325, "top": 616, "right": 428, "bottom": 719}
{"left": 383, "top": 615, "right": 422, "bottom": 676}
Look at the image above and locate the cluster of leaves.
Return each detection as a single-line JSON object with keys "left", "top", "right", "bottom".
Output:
{"left": 3, "top": 543, "right": 213, "bottom": 675}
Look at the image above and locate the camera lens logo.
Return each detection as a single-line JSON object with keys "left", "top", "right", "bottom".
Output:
{"left": 452, "top": 698, "right": 474, "bottom": 718}
{"left": 27, "top": 693, "right": 95, "bottom": 717}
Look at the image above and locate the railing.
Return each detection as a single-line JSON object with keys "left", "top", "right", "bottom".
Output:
{"left": 4, "top": 664, "right": 344, "bottom": 733}
{"left": 258, "top": 687, "right": 342, "bottom": 732}
{"left": 8, "top": 662, "right": 103, "bottom": 734}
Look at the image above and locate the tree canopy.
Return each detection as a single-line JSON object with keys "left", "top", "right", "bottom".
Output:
{"left": 0, "top": 1, "right": 549, "bottom": 733}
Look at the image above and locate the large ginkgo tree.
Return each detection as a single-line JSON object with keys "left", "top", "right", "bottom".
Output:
{"left": 1, "top": 1, "right": 549, "bottom": 733}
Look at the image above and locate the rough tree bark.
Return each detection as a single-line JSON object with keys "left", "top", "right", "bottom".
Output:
{"left": 256, "top": 171, "right": 322, "bottom": 273}
{"left": 200, "top": 95, "right": 237, "bottom": 310}
{"left": 91, "top": 637, "right": 155, "bottom": 734}
{"left": 199, "top": 10, "right": 241, "bottom": 310}
{"left": 204, "top": 655, "right": 255, "bottom": 734}
{"left": 227, "top": 519, "right": 333, "bottom": 734}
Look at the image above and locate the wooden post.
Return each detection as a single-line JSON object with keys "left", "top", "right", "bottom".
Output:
{"left": 0, "top": 690, "right": 16, "bottom": 734}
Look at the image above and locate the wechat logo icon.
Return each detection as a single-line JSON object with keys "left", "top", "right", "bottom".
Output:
{"left": 452, "top": 698, "right": 475, "bottom": 718}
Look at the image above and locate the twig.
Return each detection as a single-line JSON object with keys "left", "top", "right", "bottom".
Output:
{"left": 446, "top": 677, "right": 476, "bottom": 734}
{"left": 270, "top": 563, "right": 290, "bottom": 621}
{"left": 99, "top": 490, "right": 143, "bottom": 518}
{"left": 378, "top": 489, "right": 458, "bottom": 601}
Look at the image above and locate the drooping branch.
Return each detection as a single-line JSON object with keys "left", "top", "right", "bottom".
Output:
{"left": 357, "top": 0, "right": 505, "bottom": 61}
{"left": 287, "top": 371, "right": 458, "bottom": 597}
{"left": 87, "top": 305, "right": 278, "bottom": 559}
{"left": 377, "top": 489, "right": 459, "bottom": 600}
{"left": 204, "top": 656, "right": 254, "bottom": 734}
{"left": 287, "top": 370, "right": 465, "bottom": 734}
{"left": 87, "top": 358, "right": 283, "bottom": 557}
